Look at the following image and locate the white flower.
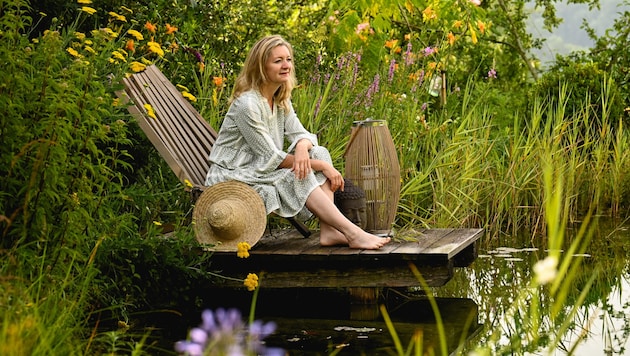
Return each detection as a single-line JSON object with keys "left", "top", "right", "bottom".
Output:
{"left": 533, "top": 256, "right": 558, "bottom": 285}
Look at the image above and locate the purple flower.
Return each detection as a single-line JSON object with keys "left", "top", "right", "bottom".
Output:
{"left": 488, "top": 68, "right": 497, "bottom": 79}
{"left": 423, "top": 47, "right": 434, "bottom": 56}
{"left": 388, "top": 59, "right": 396, "bottom": 83}
{"left": 405, "top": 42, "right": 414, "bottom": 65}
{"left": 175, "top": 308, "right": 281, "bottom": 356}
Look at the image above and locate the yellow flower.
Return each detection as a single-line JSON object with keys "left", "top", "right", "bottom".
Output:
{"left": 153, "top": 221, "right": 162, "bottom": 226}
{"left": 103, "top": 27, "right": 118, "bottom": 38}
{"left": 184, "top": 179, "right": 194, "bottom": 188}
{"left": 77, "top": 0, "right": 92, "bottom": 4}
{"left": 182, "top": 91, "right": 197, "bottom": 102}
{"left": 74, "top": 31, "right": 86, "bottom": 40}
{"left": 120, "top": 6, "right": 133, "bottom": 14}
{"left": 108, "top": 11, "right": 126, "bottom": 22}
{"left": 237, "top": 242, "right": 251, "bottom": 258}
{"left": 176, "top": 84, "right": 190, "bottom": 92}
{"left": 66, "top": 47, "right": 81, "bottom": 58}
{"left": 453, "top": 20, "right": 463, "bottom": 29}
{"left": 141, "top": 58, "right": 152, "bottom": 65}
{"left": 111, "top": 50, "right": 126, "bottom": 62}
{"left": 243, "top": 273, "right": 259, "bottom": 291}
{"left": 129, "top": 61, "right": 146, "bottom": 72}
{"left": 84, "top": 46, "right": 96, "bottom": 54}
{"left": 144, "top": 103, "right": 157, "bottom": 119}
{"left": 147, "top": 41, "right": 165, "bottom": 57}
{"left": 80, "top": 6, "right": 97, "bottom": 15}
{"left": 127, "top": 29, "right": 144, "bottom": 41}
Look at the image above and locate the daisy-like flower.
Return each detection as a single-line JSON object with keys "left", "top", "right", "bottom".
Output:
{"left": 80, "top": 6, "right": 97, "bottom": 15}
{"left": 66, "top": 47, "right": 81, "bottom": 58}
{"left": 129, "top": 61, "right": 146, "bottom": 72}
{"left": 243, "top": 273, "right": 258, "bottom": 291}
{"left": 147, "top": 41, "right": 165, "bottom": 57}
{"left": 77, "top": 0, "right": 92, "bottom": 4}
{"left": 237, "top": 242, "right": 251, "bottom": 258}
{"left": 144, "top": 103, "right": 157, "bottom": 119}
{"left": 127, "top": 29, "right": 143, "bottom": 41}
{"left": 111, "top": 50, "right": 126, "bottom": 62}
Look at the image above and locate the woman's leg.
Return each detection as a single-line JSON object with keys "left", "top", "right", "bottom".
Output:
{"left": 306, "top": 183, "right": 390, "bottom": 249}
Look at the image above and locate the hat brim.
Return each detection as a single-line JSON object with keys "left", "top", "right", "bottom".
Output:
{"left": 193, "top": 181, "right": 267, "bottom": 251}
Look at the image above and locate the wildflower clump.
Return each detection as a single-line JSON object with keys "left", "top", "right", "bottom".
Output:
{"left": 243, "top": 273, "right": 258, "bottom": 291}
{"left": 237, "top": 242, "right": 251, "bottom": 258}
{"left": 174, "top": 308, "right": 283, "bottom": 356}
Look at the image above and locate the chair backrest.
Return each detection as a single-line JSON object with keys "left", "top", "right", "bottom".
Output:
{"left": 118, "top": 65, "right": 217, "bottom": 188}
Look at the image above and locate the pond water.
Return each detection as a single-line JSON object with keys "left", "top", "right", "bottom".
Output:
{"left": 138, "top": 219, "right": 630, "bottom": 355}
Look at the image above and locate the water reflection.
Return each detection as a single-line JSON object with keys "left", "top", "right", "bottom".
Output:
{"left": 434, "top": 220, "right": 630, "bottom": 354}
{"left": 198, "top": 288, "right": 482, "bottom": 355}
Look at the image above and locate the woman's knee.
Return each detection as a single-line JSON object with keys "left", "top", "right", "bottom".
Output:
{"left": 310, "top": 146, "right": 332, "bottom": 163}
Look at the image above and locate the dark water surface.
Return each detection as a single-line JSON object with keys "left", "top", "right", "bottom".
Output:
{"left": 133, "top": 219, "right": 630, "bottom": 355}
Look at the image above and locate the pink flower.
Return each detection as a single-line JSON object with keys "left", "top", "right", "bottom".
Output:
{"left": 469, "top": 0, "right": 481, "bottom": 5}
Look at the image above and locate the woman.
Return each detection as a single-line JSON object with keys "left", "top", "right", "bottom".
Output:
{"left": 205, "top": 35, "right": 390, "bottom": 249}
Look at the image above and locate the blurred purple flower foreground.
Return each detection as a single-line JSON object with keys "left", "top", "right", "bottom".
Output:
{"left": 174, "top": 308, "right": 284, "bottom": 356}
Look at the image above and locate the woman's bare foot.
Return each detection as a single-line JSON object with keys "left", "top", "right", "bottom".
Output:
{"left": 320, "top": 229, "right": 390, "bottom": 249}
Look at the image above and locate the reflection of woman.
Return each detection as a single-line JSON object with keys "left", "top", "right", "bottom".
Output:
{"left": 205, "top": 35, "right": 390, "bottom": 249}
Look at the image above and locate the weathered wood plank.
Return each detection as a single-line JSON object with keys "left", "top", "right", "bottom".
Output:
{"left": 423, "top": 228, "right": 484, "bottom": 259}
{"left": 215, "top": 263, "right": 453, "bottom": 288}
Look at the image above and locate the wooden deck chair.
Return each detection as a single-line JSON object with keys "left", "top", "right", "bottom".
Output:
{"left": 117, "top": 64, "right": 311, "bottom": 237}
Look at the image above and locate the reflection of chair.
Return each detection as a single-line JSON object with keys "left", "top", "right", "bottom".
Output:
{"left": 117, "top": 64, "right": 311, "bottom": 237}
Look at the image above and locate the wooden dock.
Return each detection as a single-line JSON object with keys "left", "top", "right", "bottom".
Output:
{"left": 209, "top": 228, "right": 483, "bottom": 288}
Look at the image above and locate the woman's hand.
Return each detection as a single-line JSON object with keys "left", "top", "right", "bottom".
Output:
{"left": 322, "top": 164, "right": 344, "bottom": 192}
{"left": 292, "top": 141, "right": 312, "bottom": 180}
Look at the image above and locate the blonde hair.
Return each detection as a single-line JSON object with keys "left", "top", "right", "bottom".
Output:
{"left": 230, "top": 35, "right": 297, "bottom": 112}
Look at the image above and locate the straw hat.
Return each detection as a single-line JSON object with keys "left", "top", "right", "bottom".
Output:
{"left": 193, "top": 181, "right": 267, "bottom": 251}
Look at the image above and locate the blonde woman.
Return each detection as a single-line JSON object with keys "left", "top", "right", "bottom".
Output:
{"left": 205, "top": 35, "right": 390, "bottom": 249}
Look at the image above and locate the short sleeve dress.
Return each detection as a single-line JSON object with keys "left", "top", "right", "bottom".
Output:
{"left": 204, "top": 90, "right": 333, "bottom": 220}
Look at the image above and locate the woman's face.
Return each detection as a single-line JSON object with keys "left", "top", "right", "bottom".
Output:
{"left": 264, "top": 45, "right": 292, "bottom": 87}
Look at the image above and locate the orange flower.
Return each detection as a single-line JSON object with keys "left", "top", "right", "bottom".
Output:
{"left": 213, "top": 76, "right": 224, "bottom": 87}
{"left": 447, "top": 32, "right": 456, "bottom": 45}
{"left": 384, "top": 39, "right": 398, "bottom": 49}
{"left": 165, "top": 23, "right": 178, "bottom": 34}
{"left": 477, "top": 20, "right": 486, "bottom": 34}
{"left": 144, "top": 21, "right": 156, "bottom": 33}
{"left": 125, "top": 39, "right": 135, "bottom": 51}
{"left": 453, "top": 20, "right": 463, "bottom": 29}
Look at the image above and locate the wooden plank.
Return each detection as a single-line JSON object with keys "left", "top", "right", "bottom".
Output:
{"left": 215, "top": 263, "right": 453, "bottom": 288}
{"left": 423, "top": 228, "right": 484, "bottom": 259}
{"left": 390, "top": 228, "right": 453, "bottom": 255}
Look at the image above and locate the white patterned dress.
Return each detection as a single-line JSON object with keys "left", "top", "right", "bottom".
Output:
{"left": 205, "top": 90, "right": 332, "bottom": 220}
